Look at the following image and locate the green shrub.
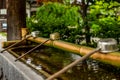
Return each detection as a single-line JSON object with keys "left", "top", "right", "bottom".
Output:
{"left": 88, "top": 1, "right": 120, "bottom": 39}
{"left": 27, "top": 2, "right": 83, "bottom": 42}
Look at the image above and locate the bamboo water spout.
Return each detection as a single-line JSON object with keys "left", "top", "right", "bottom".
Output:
{"left": 26, "top": 37, "right": 120, "bottom": 67}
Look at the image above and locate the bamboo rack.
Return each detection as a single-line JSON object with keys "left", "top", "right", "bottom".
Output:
{"left": 26, "top": 37, "right": 120, "bottom": 67}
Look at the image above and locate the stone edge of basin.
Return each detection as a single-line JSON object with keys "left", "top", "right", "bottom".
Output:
{"left": 0, "top": 51, "right": 44, "bottom": 80}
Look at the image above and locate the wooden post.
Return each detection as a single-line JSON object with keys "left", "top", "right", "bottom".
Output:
{"left": 7, "top": 0, "right": 26, "bottom": 40}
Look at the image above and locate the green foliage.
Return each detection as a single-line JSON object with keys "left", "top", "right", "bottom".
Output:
{"left": 88, "top": 1, "right": 120, "bottom": 39}
{"left": 26, "top": 16, "right": 39, "bottom": 31}
{"left": 27, "top": 2, "right": 83, "bottom": 42}
{"left": 26, "top": 1, "right": 120, "bottom": 44}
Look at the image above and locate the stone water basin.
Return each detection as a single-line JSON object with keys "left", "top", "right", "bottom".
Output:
{"left": 8, "top": 45, "right": 120, "bottom": 80}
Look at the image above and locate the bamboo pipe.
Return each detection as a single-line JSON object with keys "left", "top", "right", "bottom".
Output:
{"left": 1, "top": 28, "right": 29, "bottom": 52}
{"left": 2, "top": 40, "right": 22, "bottom": 48}
{"left": 27, "top": 37, "right": 120, "bottom": 67}
{"left": 0, "top": 35, "right": 32, "bottom": 53}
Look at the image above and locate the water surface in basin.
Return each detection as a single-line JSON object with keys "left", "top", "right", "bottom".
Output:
{"left": 11, "top": 46, "right": 120, "bottom": 80}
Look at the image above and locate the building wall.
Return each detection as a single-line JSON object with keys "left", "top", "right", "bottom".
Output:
{"left": 0, "top": 0, "right": 7, "bottom": 32}
{"left": 0, "top": 0, "right": 38, "bottom": 32}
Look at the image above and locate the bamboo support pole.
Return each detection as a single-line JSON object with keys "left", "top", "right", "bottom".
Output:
{"left": 21, "top": 28, "right": 29, "bottom": 39}
{"left": 27, "top": 37, "right": 120, "bottom": 67}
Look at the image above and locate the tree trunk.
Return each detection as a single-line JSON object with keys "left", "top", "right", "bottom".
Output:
{"left": 81, "top": 0, "right": 90, "bottom": 44}
{"left": 7, "top": 0, "right": 26, "bottom": 41}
